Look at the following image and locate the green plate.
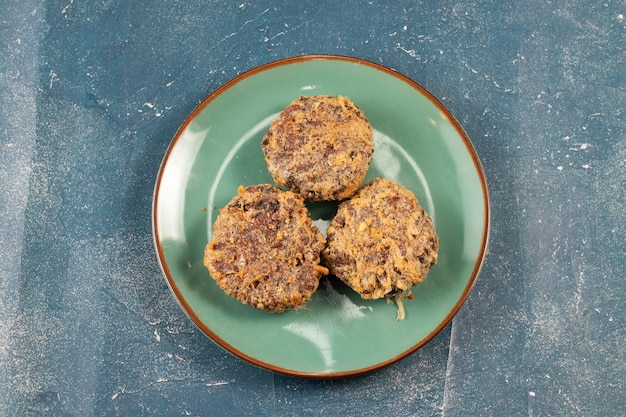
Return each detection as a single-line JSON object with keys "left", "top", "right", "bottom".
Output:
{"left": 152, "top": 55, "right": 489, "bottom": 378}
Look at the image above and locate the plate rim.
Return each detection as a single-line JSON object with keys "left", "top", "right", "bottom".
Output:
{"left": 152, "top": 54, "right": 490, "bottom": 378}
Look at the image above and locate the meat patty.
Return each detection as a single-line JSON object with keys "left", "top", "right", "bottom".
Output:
{"left": 261, "top": 95, "right": 374, "bottom": 201}
{"left": 204, "top": 184, "right": 328, "bottom": 312}
{"left": 322, "top": 178, "right": 439, "bottom": 300}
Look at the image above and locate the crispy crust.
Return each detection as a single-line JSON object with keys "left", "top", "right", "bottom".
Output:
{"left": 204, "top": 184, "right": 328, "bottom": 312}
{"left": 322, "top": 178, "right": 439, "bottom": 300}
{"left": 261, "top": 95, "right": 374, "bottom": 201}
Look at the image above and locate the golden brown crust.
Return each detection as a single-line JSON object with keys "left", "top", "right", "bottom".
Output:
{"left": 322, "top": 178, "right": 439, "bottom": 300}
{"left": 204, "top": 184, "right": 328, "bottom": 312}
{"left": 261, "top": 95, "right": 374, "bottom": 201}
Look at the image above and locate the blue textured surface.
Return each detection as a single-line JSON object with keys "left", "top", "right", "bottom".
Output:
{"left": 1, "top": 1, "right": 624, "bottom": 416}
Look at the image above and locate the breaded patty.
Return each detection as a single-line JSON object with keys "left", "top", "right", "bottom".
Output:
{"left": 322, "top": 178, "right": 439, "bottom": 300}
{"left": 204, "top": 184, "right": 328, "bottom": 312}
{"left": 261, "top": 95, "right": 374, "bottom": 201}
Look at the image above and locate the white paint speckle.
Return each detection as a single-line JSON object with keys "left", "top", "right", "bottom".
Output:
{"left": 206, "top": 381, "right": 230, "bottom": 387}
{"left": 529, "top": 391, "right": 536, "bottom": 397}
{"left": 61, "top": 0, "right": 75, "bottom": 16}
{"left": 49, "top": 70, "right": 59, "bottom": 90}
{"left": 582, "top": 164, "right": 590, "bottom": 169}
{"left": 154, "top": 329, "right": 160, "bottom": 342}
{"left": 557, "top": 166, "right": 563, "bottom": 171}
{"left": 396, "top": 44, "right": 420, "bottom": 60}
{"left": 111, "top": 387, "right": 125, "bottom": 400}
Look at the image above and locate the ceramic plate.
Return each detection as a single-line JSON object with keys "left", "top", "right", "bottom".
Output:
{"left": 152, "top": 55, "right": 489, "bottom": 378}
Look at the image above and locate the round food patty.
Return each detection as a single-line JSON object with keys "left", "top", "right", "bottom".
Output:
{"left": 261, "top": 95, "right": 374, "bottom": 201}
{"left": 322, "top": 178, "right": 439, "bottom": 300}
{"left": 204, "top": 184, "right": 328, "bottom": 312}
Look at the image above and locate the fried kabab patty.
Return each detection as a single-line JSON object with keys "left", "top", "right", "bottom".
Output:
{"left": 322, "top": 178, "right": 439, "bottom": 300}
{"left": 261, "top": 95, "right": 374, "bottom": 201}
{"left": 204, "top": 184, "right": 328, "bottom": 312}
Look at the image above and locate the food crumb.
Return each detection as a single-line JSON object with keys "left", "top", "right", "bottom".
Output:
{"left": 394, "top": 292, "right": 406, "bottom": 321}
